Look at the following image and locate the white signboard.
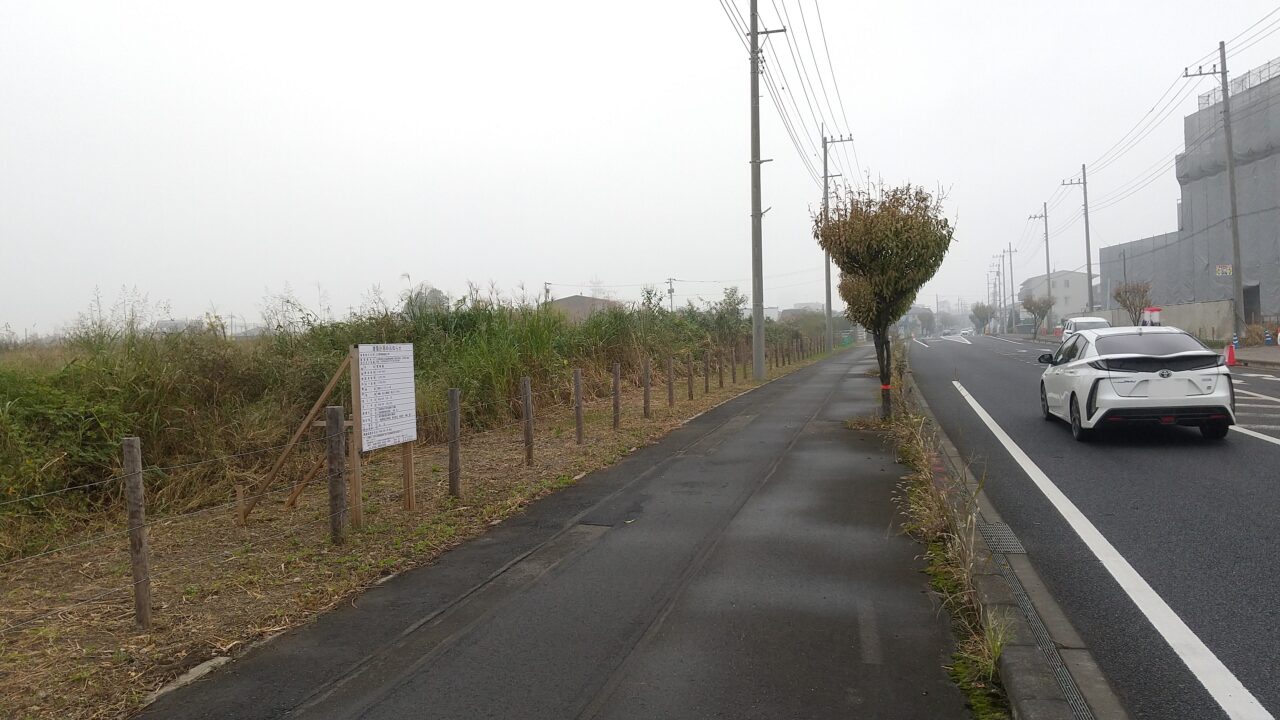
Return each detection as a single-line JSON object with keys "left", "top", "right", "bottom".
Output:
{"left": 1216, "top": 264, "right": 1233, "bottom": 276}
{"left": 357, "top": 343, "right": 417, "bottom": 452}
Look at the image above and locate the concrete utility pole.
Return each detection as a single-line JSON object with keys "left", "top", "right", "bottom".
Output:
{"left": 748, "top": 1, "right": 784, "bottom": 379}
{"left": 1186, "top": 43, "right": 1244, "bottom": 333}
{"left": 666, "top": 278, "right": 675, "bottom": 312}
{"left": 1062, "top": 164, "right": 1095, "bottom": 311}
{"left": 1030, "top": 202, "right": 1052, "bottom": 332}
{"left": 1006, "top": 242, "right": 1017, "bottom": 326}
{"left": 822, "top": 132, "right": 854, "bottom": 351}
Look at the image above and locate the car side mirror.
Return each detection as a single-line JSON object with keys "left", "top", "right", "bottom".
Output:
{"left": 1038, "top": 353, "right": 1054, "bottom": 364}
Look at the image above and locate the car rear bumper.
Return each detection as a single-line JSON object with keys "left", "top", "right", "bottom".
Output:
{"left": 1094, "top": 405, "right": 1234, "bottom": 427}
{"left": 1085, "top": 378, "right": 1235, "bottom": 428}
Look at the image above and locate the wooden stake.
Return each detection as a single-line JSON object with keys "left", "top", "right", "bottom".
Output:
{"left": 122, "top": 437, "right": 150, "bottom": 630}
{"left": 703, "top": 351, "right": 710, "bottom": 393}
{"left": 687, "top": 356, "right": 694, "bottom": 400}
{"left": 612, "top": 363, "right": 621, "bottom": 429}
{"left": 326, "top": 406, "right": 348, "bottom": 545}
{"left": 731, "top": 346, "right": 738, "bottom": 384}
{"left": 243, "top": 354, "right": 350, "bottom": 518}
{"left": 348, "top": 347, "right": 364, "bottom": 530}
{"left": 642, "top": 357, "right": 651, "bottom": 419}
{"left": 717, "top": 351, "right": 724, "bottom": 388}
{"left": 667, "top": 357, "right": 675, "bottom": 407}
{"left": 521, "top": 376, "right": 534, "bottom": 465}
{"left": 235, "top": 484, "right": 246, "bottom": 526}
{"left": 402, "top": 441, "right": 416, "bottom": 511}
{"left": 448, "top": 388, "right": 462, "bottom": 498}
{"left": 285, "top": 455, "right": 327, "bottom": 509}
{"left": 574, "top": 369, "right": 584, "bottom": 444}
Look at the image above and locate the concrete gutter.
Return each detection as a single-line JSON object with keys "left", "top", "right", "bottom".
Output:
{"left": 903, "top": 371, "right": 1129, "bottom": 720}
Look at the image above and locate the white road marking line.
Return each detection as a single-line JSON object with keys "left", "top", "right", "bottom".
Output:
{"left": 952, "top": 380, "right": 1272, "bottom": 720}
{"left": 988, "top": 336, "right": 1023, "bottom": 344}
{"left": 940, "top": 335, "right": 973, "bottom": 345}
{"left": 1232, "top": 426, "right": 1280, "bottom": 443}
{"left": 913, "top": 338, "right": 929, "bottom": 348}
{"left": 1236, "top": 388, "right": 1280, "bottom": 403}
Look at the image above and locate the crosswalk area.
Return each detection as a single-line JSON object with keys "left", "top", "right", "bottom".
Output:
{"left": 1230, "top": 371, "right": 1280, "bottom": 439}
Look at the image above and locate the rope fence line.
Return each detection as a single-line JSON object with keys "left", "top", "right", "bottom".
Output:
{"left": 3, "top": 342, "right": 836, "bottom": 634}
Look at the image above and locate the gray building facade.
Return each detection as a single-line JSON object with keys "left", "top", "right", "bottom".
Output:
{"left": 1099, "top": 58, "right": 1280, "bottom": 323}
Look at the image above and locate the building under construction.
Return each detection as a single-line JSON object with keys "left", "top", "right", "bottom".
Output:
{"left": 1098, "top": 57, "right": 1280, "bottom": 338}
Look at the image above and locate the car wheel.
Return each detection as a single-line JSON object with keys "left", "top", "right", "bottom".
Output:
{"left": 1040, "top": 383, "right": 1052, "bottom": 421}
{"left": 1201, "top": 422, "right": 1229, "bottom": 440}
{"left": 1070, "top": 396, "right": 1092, "bottom": 442}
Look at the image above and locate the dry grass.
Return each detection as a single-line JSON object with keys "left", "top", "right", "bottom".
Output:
{"left": 0, "top": 352, "right": 827, "bottom": 720}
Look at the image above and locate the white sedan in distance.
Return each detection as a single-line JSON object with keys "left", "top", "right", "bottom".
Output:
{"left": 1038, "top": 327, "right": 1234, "bottom": 441}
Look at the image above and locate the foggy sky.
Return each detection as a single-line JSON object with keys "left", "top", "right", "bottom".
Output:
{"left": 3, "top": 0, "right": 1279, "bottom": 334}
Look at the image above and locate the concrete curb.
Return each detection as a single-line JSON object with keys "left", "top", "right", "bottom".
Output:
{"left": 902, "top": 369, "right": 1129, "bottom": 720}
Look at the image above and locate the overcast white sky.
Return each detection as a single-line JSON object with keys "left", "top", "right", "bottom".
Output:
{"left": 3, "top": 0, "right": 1280, "bottom": 334}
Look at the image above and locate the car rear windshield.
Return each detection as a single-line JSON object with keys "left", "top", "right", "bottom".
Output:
{"left": 1095, "top": 332, "right": 1207, "bottom": 355}
{"left": 1074, "top": 321, "right": 1109, "bottom": 330}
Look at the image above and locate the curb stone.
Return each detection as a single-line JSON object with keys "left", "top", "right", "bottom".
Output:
{"left": 902, "top": 367, "right": 1130, "bottom": 720}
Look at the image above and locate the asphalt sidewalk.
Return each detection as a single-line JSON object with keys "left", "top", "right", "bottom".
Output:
{"left": 142, "top": 347, "right": 966, "bottom": 720}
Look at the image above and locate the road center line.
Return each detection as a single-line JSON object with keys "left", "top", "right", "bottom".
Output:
{"left": 1231, "top": 426, "right": 1280, "bottom": 445}
{"left": 988, "top": 336, "right": 1022, "bottom": 344}
{"left": 952, "top": 380, "right": 1272, "bottom": 720}
{"left": 913, "top": 338, "right": 929, "bottom": 348}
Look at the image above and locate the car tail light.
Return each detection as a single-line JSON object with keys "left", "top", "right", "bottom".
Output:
{"left": 1086, "top": 379, "right": 1100, "bottom": 419}
{"left": 1088, "top": 360, "right": 1109, "bottom": 371}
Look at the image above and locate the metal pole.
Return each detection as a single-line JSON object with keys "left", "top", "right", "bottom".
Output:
{"left": 749, "top": 0, "right": 765, "bottom": 381}
{"left": 1219, "top": 41, "right": 1246, "bottom": 334}
{"left": 1081, "top": 164, "right": 1095, "bottom": 311}
{"left": 1042, "top": 202, "right": 1052, "bottom": 332}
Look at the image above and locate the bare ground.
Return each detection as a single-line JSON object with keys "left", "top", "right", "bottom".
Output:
{"left": 0, "top": 354, "right": 825, "bottom": 719}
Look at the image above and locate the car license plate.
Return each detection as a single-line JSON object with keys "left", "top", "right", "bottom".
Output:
{"left": 1149, "top": 379, "right": 1184, "bottom": 398}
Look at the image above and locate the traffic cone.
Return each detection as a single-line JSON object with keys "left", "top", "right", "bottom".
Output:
{"left": 1226, "top": 343, "right": 1236, "bottom": 367}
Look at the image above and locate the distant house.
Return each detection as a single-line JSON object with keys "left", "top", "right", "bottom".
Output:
{"left": 549, "top": 294, "right": 622, "bottom": 323}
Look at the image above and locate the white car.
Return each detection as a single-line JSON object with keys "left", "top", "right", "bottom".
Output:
{"left": 1061, "top": 316, "right": 1111, "bottom": 341}
{"left": 1038, "top": 327, "right": 1234, "bottom": 441}
{"left": 960, "top": 328, "right": 973, "bottom": 336}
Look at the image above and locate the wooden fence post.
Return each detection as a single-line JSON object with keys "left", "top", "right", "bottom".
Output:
{"left": 667, "top": 357, "right": 675, "bottom": 407}
{"left": 448, "top": 388, "right": 462, "bottom": 498}
{"left": 731, "top": 346, "right": 738, "bottom": 384}
{"left": 401, "top": 440, "right": 415, "bottom": 511}
{"left": 521, "top": 376, "right": 534, "bottom": 466}
{"left": 325, "top": 406, "right": 348, "bottom": 544}
{"left": 642, "top": 358, "right": 651, "bottom": 419}
{"left": 347, "top": 347, "right": 364, "bottom": 530}
{"left": 703, "top": 351, "right": 710, "bottom": 393}
{"left": 574, "top": 368, "right": 584, "bottom": 444}
{"left": 122, "top": 437, "right": 150, "bottom": 630}
{"left": 717, "top": 351, "right": 724, "bottom": 388}
{"left": 612, "top": 362, "right": 621, "bottom": 430}
{"left": 687, "top": 356, "right": 694, "bottom": 400}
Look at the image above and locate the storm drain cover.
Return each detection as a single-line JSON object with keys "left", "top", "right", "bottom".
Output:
{"left": 977, "top": 522, "right": 1026, "bottom": 554}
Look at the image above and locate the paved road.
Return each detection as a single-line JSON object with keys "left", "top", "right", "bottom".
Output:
{"left": 144, "top": 347, "right": 966, "bottom": 720}
{"left": 910, "top": 334, "right": 1280, "bottom": 720}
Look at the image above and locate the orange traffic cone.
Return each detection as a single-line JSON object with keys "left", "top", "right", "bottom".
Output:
{"left": 1225, "top": 343, "right": 1236, "bottom": 367}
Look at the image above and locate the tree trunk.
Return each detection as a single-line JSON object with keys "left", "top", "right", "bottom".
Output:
{"left": 873, "top": 330, "right": 892, "bottom": 418}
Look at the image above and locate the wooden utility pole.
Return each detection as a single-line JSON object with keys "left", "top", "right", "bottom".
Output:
{"left": 123, "top": 438, "right": 150, "bottom": 630}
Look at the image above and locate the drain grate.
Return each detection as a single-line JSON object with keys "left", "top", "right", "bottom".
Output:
{"left": 996, "top": 555, "right": 1096, "bottom": 720}
{"left": 977, "top": 522, "right": 1026, "bottom": 554}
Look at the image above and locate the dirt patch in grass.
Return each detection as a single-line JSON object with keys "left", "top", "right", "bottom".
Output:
{"left": 0, "top": 352, "right": 830, "bottom": 719}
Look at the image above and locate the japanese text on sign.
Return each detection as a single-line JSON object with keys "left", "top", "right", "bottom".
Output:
{"left": 358, "top": 344, "right": 417, "bottom": 452}
{"left": 1216, "top": 264, "right": 1233, "bottom": 276}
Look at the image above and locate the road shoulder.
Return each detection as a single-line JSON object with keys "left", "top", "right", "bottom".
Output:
{"left": 905, "top": 365, "right": 1130, "bottom": 720}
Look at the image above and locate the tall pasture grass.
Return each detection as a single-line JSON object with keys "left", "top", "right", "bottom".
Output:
{"left": 0, "top": 287, "right": 819, "bottom": 541}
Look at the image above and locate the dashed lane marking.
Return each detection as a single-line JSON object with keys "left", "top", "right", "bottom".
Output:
{"left": 953, "top": 380, "right": 1273, "bottom": 720}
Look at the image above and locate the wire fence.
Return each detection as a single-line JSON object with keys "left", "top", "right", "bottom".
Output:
{"left": 1, "top": 338, "right": 833, "bottom": 637}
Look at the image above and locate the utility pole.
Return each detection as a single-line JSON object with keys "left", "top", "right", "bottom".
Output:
{"left": 1006, "top": 242, "right": 1017, "bottom": 328}
{"left": 1030, "top": 202, "right": 1052, "bottom": 333}
{"left": 543, "top": 282, "right": 551, "bottom": 304}
{"left": 748, "top": 2, "right": 784, "bottom": 380}
{"left": 1186, "top": 43, "right": 1245, "bottom": 334}
{"left": 1062, "top": 164, "right": 1095, "bottom": 311}
{"left": 665, "top": 278, "right": 675, "bottom": 312}
{"left": 822, "top": 132, "right": 854, "bottom": 351}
